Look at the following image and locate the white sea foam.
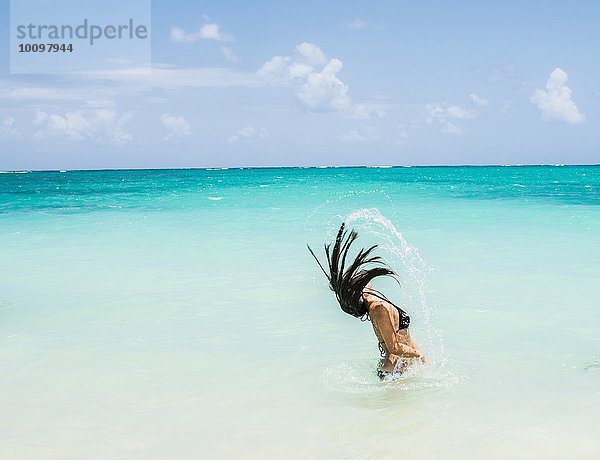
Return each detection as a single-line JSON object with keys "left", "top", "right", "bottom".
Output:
{"left": 323, "top": 357, "right": 460, "bottom": 394}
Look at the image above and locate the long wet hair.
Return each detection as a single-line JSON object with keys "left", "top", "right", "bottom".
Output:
{"left": 308, "top": 222, "right": 398, "bottom": 319}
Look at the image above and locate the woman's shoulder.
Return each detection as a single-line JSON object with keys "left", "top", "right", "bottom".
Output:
{"left": 369, "top": 301, "right": 392, "bottom": 320}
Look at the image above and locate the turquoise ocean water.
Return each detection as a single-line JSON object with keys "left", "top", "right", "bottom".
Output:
{"left": 1, "top": 166, "right": 599, "bottom": 459}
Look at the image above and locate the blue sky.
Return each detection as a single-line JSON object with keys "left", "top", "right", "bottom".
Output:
{"left": 1, "top": 0, "right": 599, "bottom": 169}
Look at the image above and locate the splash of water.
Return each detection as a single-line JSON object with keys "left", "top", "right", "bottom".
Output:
{"left": 321, "top": 208, "right": 458, "bottom": 391}
{"left": 344, "top": 208, "right": 439, "bottom": 354}
{"left": 303, "top": 189, "right": 399, "bottom": 241}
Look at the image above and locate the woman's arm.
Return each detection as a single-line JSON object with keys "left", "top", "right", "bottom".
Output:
{"left": 370, "top": 304, "right": 422, "bottom": 359}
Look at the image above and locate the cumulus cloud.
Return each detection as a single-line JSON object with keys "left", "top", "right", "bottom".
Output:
{"left": 170, "top": 21, "right": 233, "bottom": 43}
{"left": 160, "top": 114, "right": 192, "bottom": 140}
{"left": 425, "top": 103, "right": 478, "bottom": 134}
{"left": 33, "top": 108, "right": 48, "bottom": 124}
{"left": 531, "top": 67, "right": 586, "bottom": 124}
{"left": 227, "top": 126, "right": 268, "bottom": 142}
{"left": 33, "top": 102, "right": 133, "bottom": 144}
{"left": 296, "top": 42, "right": 327, "bottom": 65}
{"left": 257, "top": 42, "right": 368, "bottom": 118}
{"left": 257, "top": 56, "right": 291, "bottom": 83}
{"left": 469, "top": 93, "right": 489, "bottom": 107}
{"left": 0, "top": 116, "right": 19, "bottom": 136}
{"left": 171, "top": 18, "right": 235, "bottom": 62}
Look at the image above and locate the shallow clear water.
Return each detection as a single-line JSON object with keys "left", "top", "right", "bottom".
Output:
{"left": 1, "top": 166, "right": 599, "bottom": 459}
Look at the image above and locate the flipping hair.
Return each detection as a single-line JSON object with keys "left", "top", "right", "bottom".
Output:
{"left": 308, "top": 222, "right": 397, "bottom": 318}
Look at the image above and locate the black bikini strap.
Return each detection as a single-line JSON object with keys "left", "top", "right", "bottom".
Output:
{"left": 363, "top": 288, "right": 407, "bottom": 315}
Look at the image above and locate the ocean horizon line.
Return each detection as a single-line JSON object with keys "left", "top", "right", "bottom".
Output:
{"left": 1, "top": 163, "right": 599, "bottom": 174}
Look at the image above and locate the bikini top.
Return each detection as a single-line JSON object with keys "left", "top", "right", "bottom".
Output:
{"left": 393, "top": 305, "right": 411, "bottom": 331}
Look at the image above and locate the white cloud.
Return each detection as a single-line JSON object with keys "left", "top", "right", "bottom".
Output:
{"left": 228, "top": 126, "right": 268, "bottom": 142}
{"left": 257, "top": 56, "right": 291, "bottom": 83}
{"left": 170, "top": 27, "right": 187, "bottom": 42}
{"left": 170, "top": 19, "right": 236, "bottom": 63}
{"left": 0, "top": 65, "right": 258, "bottom": 114}
{"left": 425, "top": 103, "right": 478, "bottom": 134}
{"left": 0, "top": 76, "right": 126, "bottom": 105}
{"left": 446, "top": 105, "right": 478, "bottom": 119}
{"left": 81, "top": 65, "right": 259, "bottom": 89}
{"left": 338, "top": 126, "right": 379, "bottom": 142}
{"left": 296, "top": 42, "right": 327, "bottom": 65}
{"left": 199, "top": 23, "right": 233, "bottom": 42}
{"left": 469, "top": 93, "right": 489, "bottom": 107}
{"left": 296, "top": 58, "right": 349, "bottom": 110}
{"left": 43, "top": 111, "right": 90, "bottom": 141}
{"left": 160, "top": 113, "right": 192, "bottom": 140}
{"left": 0, "top": 82, "right": 88, "bottom": 101}
{"left": 257, "top": 42, "right": 368, "bottom": 118}
{"left": 0, "top": 116, "right": 19, "bottom": 136}
{"left": 344, "top": 18, "right": 367, "bottom": 30}
{"left": 33, "top": 108, "right": 48, "bottom": 124}
{"left": 531, "top": 67, "right": 586, "bottom": 124}
{"left": 170, "top": 21, "right": 233, "bottom": 43}
{"left": 33, "top": 102, "right": 133, "bottom": 144}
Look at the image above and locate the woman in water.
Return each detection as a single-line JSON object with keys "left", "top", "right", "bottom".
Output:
{"left": 308, "top": 223, "right": 426, "bottom": 380}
